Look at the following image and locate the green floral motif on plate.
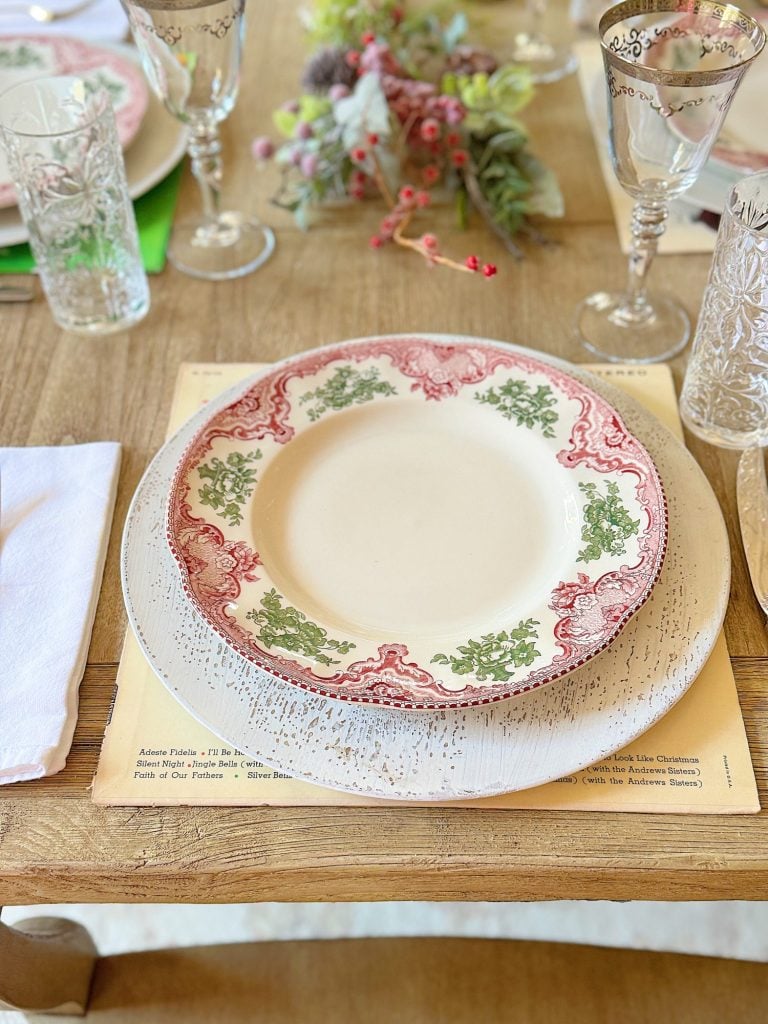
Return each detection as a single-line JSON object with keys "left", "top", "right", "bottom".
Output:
{"left": 431, "top": 620, "right": 541, "bottom": 683}
{"left": 197, "top": 450, "right": 262, "bottom": 528}
{"left": 84, "top": 71, "right": 126, "bottom": 104}
{"left": 0, "top": 45, "right": 44, "bottom": 69}
{"left": 577, "top": 480, "right": 640, "bottom": 563}
{"left": 475, "top": 379, "right": 558, "bottom": 438}
{"left": 300, "top": 364, "right": 396, "bottom": 422}
{"left": 246, "top": 588, "right": 356, "bottom": 666}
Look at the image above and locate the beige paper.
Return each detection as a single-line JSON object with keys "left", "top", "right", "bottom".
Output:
{"left": 93, "top": 362, "right": 759, "bottom": 813}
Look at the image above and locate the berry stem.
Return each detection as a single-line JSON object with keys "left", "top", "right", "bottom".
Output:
{"left": 392, "top": 211, "right": 475, "bottom": 273}
{"left": 369, "top": 150, "right": 396, "bottom": 208}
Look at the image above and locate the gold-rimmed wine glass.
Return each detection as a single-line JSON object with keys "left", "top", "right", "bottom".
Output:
{"left": 122, "top": 0, "right": 275, "bottom": 281}
{"left": 576, "top": 0, "right": 765, "bottom": 363}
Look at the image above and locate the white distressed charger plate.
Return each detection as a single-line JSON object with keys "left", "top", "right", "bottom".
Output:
{"left": 122, "top": 336, "right": 729, "bottom": 801}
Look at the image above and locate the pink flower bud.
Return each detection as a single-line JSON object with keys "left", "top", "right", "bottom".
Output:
{"left": 300, "top": 152, "right": 319, "bottom": 178}
{"left": 251, "top": 135, "right": 274, "bottom": 161}
{"left": 444, "top": 99, "right": 465, "bottom": 125}
{"left": 329, "top": 83, "right": 350, "bottom": 101}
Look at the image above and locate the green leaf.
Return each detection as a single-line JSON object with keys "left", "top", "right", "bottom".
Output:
{"left": 515, "top": 151, "right": 565, "bottom": 219}
{"left": 273, "top": 109, "right": 298, "bottom": 138}
{"left": 295, "top": 202, "right": 310, "bottom": 231}
{"left": 442, "top": 11, "right": 468, "bottom": 51}
{"left": 299, "top": 94, "right": 332, "bottom": 123}
{"left": 334, "top": 72, "right": 391, "bottom": 152}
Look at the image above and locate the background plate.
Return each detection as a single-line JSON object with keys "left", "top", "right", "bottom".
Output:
{"left": 0, "top": 42, "right": 186, "bottom": 248}
{"left": 0, "top": 34, "right": 148, "bottom": 207}
{"left": 708, "top": 27, "right": 768, "bottom": 174}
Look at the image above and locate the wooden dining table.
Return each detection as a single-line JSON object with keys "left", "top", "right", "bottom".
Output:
{"left": 1, "top": 0, "right": 767, "bottom": 925}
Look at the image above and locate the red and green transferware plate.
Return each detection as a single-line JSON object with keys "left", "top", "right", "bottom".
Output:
{"left": 167, "top": 335, "right": 667, "bottom": 710}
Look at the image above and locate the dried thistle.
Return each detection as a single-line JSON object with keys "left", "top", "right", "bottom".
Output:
{"left": 302, "top": 46, "right": 359, "bottom": 93}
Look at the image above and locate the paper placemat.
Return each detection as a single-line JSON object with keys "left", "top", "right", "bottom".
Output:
{"left": 93, "top": 361, "right": 759, "bottom": 812}
{"left": 574, "top": 39, "right": 720, "bottom": 256}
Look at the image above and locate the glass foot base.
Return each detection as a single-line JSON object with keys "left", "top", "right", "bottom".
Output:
{"left": 510, "top": 32, "right": 578, "bottom": 83}
{"left": 169, "top": 213, "right": 275, "bottom": 281}
{"left": 57, "top": 299, "right": 150, "bottom": 336}
{"left": 575, "top": 290, "right": 691, "bottom": 364}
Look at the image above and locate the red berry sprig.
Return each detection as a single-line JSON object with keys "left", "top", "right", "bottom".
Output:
{"left": 366, "top": 175, "right": 497, "bottom": 276}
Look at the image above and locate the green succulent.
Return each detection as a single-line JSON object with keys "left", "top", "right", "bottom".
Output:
{"left": 305, "top": 0, "right": 401, "bottom": 47}
{"left": 443, "top": 63, "right": 534, "bottom": 136}
{"left": 273, "top": 94, "right": 333, "bottom": 139}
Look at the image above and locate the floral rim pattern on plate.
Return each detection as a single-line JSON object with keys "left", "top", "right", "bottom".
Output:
{"left": 166, "top": 336, "right": 668, "bottom": 710}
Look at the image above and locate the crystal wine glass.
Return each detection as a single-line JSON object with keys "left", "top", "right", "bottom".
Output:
{"left": 576, "top": 0, "right": 765, "bottom": 364}
{"left": 510, "top": 0, "right": 578, "bottom": 84}
{"left": 121, "top": 0, "right": 275, "bottom": 280}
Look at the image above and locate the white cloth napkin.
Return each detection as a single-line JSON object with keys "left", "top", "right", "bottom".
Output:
{"left": 0, "top": 443, "right": 121, "bottom": 784}
{"left": 0, "top": 0, "right": 128, "bottom": 42}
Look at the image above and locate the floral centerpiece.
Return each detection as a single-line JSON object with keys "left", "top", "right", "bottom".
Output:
{"left": 252, "top": 0, "right": 564, "bottom": 275}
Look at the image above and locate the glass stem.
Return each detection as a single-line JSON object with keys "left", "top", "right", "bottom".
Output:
{"left": 188, "top": 120, "right": 224, "bottom": 226}
{"left": 624, "top": 199, "right": 668, "bottom": 320}
{"left": 527, "top": 0, "right": 546, "bottom": 38}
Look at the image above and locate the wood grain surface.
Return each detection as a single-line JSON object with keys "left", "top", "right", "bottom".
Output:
{"left": 0, "top": 917, "right": 96, "bottom": 1014}
{"left": 1, "top": 0, "right": 767, "bottom": 904}
{"left": 28, "top": 938, "right": 768, "bottom": 1023}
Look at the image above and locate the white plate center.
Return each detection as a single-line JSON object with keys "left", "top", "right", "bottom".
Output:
{"left": 251, "top": 399, "right": 580, "bottom": 640}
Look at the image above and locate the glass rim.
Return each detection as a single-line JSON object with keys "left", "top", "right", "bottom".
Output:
{"left": 124, "top": 0, "right": 238, "bottom": 8}
{"left": 728, "top": 170, "right": 768, "bottom": 240}
{"left": 0, "top": 74, "right": 111, "bottom": 139}
{"left": 599, "top": 0, "right": 766, "bottom": 87}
